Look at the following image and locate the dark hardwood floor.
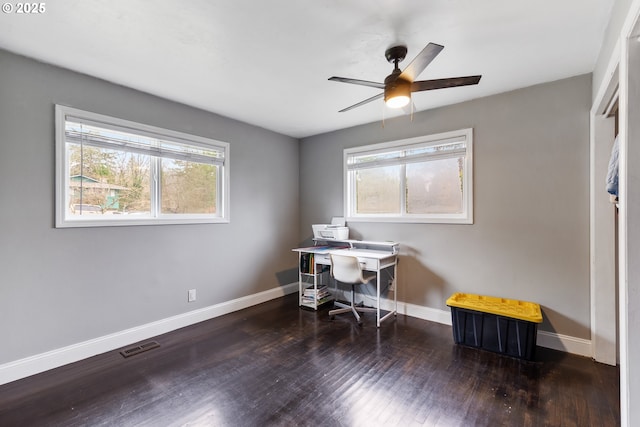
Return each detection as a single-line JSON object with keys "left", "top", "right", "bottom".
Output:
{"left": 0, "top": 294, "right": 619, "bottom": 426}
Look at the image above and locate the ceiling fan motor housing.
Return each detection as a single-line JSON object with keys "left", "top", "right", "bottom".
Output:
{"left": 384, "top": 72, "right": 411, "bottom": 105}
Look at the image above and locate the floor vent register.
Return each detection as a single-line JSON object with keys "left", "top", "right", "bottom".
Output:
{"left": 119, "top": 341, "right": 160, "bottom": 358}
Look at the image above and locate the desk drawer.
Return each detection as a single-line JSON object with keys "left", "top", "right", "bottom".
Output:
{"left": 314, "top": 253, "right": 331, "bottom": 265}
{"left": 359, "top": 257, "right": 379, "bottom": 271}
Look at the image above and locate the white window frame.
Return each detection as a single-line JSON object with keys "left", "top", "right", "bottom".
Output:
{"left": 344, "top": 128, "right": 473, "bottom": 224}
{"left": 55, "top": 105, "right": 230, "bottom": 228}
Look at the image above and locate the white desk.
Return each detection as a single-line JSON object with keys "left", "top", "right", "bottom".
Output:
{"left": 292, "top": 240, "right": 398, "bottom": 327}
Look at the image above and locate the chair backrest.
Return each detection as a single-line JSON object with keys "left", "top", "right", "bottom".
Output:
{"left": 330, "top": 254, "right": 365, "bottom": 284}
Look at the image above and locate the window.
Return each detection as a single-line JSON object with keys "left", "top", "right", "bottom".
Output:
{"left": 344, "top": 128, "right": 473, "bottom": 224}
{"left": 55, "top": 105, "right": 230, "bottom": 227}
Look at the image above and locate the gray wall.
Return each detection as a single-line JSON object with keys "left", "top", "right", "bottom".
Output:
{"left": 0, "top": 49, "right": 300, "bottom": 364}
{"left": 300, "top": 74, "right": 592, "bottom": 339}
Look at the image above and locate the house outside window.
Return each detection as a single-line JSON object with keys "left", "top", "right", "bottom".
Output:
{"left": 344, "top": 128, "right": 473, "bottom": 224}
{"left": 55, "top": 105, "right": 230, "bottom": 227}
{"left": 68, "top": 175, "right": 127, "bottom": 213}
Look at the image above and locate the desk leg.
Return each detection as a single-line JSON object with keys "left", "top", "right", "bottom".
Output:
{"left": 376, "top": 271, "right": 381, "bottom": 327}
{"left": 298, "top": 252, "right": 303, "bottom": 307}
{"left": 394, "top": 261, "right": 397, "bottom": 317}
{"left": 376, "top": 263, "right": 398, "bottom": 326}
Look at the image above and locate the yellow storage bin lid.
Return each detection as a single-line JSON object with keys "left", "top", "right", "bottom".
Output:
{"left": 446, "top": 293, "right": 543, "bottom": 323}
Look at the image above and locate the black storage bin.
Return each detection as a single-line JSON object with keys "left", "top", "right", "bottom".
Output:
{"left": 450, "top": 306, "right": 538, "bottom": 360}
{"left": 447, "top": 293, "right": 542, "bottom": 361}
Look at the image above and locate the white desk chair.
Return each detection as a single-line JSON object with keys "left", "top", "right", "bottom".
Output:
{"left": 328, "top": 253, "right": 378, "bottom": 325}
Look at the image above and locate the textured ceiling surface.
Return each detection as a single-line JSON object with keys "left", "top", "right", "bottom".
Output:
{"left": 0, "top": 0, "right": 614, "bottom": 138}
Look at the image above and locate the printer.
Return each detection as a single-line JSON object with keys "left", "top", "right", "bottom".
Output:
{"left": 312, "top": 217, "right": 349, "bottom": 240}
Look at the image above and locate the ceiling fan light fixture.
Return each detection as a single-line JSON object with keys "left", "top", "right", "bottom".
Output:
{"left": 384, "top": 78, "right": 411, "bottom": 109}
{"left": 386, "top": 94, "right": 411, "bottom": 108}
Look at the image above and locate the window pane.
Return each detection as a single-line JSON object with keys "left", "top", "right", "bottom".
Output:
{"left": 406, "top": 157, "right": 463, "bottom": 214}
{"left": 355, "top": 165, "right": 401, "bottom": 214}
{"left": 160, "top": 159, "right": 217, "bottom": 214}
{"left": 67, "top": 144, "right": 151, "bottom": 217}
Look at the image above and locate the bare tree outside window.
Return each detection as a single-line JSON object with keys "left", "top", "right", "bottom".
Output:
{"left": 161, "top": 160, "right": 217, "bottom": 214}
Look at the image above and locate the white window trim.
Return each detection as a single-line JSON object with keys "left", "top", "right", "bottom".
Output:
{"left": 344, "top": 128, "right": 473, "bottom": 224}
{"left": 55, "top": 105, "right": 230, "bottom": 228}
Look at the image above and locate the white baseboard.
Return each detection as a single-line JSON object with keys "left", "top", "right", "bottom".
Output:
{"left": 1, "top": 284, "right": 592, "bottom": 386}
{"left": 0, "top": 282, "right": 298, "bottom": 386}
{"left": 536, "top": 330, "right": 592, "bottom": 357}
{"left": 397, "top": 301, "right": 454, "bottom": 325}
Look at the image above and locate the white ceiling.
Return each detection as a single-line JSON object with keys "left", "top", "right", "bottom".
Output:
{"left": 0, "top": 0, "right": 614, "bottom": 138}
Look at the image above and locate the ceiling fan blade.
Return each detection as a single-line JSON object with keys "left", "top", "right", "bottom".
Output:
{"left": 411, "top": 75, "right": 482, "bottom": 92}
{"left": 338, "top": 93, "right": 384, "bottom": 112}
{"left": 399, "top": 43, "right": 444, "bottom": 82}
{"left": 329, "top": 76, "right": 385, "bottom": 89}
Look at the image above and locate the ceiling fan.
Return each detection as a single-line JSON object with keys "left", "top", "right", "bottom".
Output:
{"left": 329, "top": 43, "right": 481, "bottom": 112}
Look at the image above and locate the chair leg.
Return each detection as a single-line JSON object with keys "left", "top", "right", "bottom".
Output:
{"left": 328, "top": 301, "right": 351, "bottom": 319}
{"left": 350, "top": 284, "right": 361, "bottom": 324}
{"left": 329, "top": 284, "right": 363, "bottom": 325}
{"left": 352, "top": 281, "right": 376, "bottom": 316}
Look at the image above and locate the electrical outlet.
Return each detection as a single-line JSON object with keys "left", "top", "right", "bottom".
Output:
{"left": 188, "top": 289, "right": 196, "bottom": 302}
